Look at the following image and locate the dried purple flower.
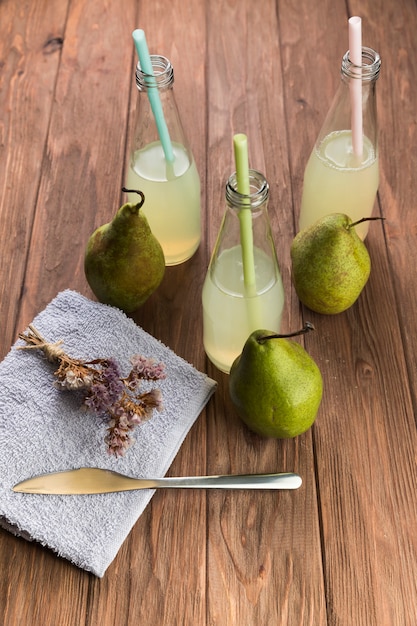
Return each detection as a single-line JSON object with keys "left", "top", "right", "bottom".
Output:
{"left": 84, "top": 358, "right": 125, "bottom": 416}
{"left": 17, "top": 325, "right": 166, "bottom": 457}
{"left": 124, "top": 355, "right": 166, "bottom": 391}
{"left": 130, "top": 355, "right": 166, "bottom": 380}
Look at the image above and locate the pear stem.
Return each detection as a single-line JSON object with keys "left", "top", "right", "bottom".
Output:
{"left": 257, "top": 322, "right": 315, "bottom": 344}
{"left": 122, "top": 188, "right": 145, "bottom": 209}
{"left": 348, "top": 216, "right": 385, "bottom": 230}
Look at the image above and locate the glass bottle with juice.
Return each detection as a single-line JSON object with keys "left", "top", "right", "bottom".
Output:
{"left": 299, "top": 46, "right": 381, "bottom": 240}
{"left": 202, "top": 171, "right": 285, "bottom": 374}
{"left": 125, "top": 53, "right": 201, "bottom": 265}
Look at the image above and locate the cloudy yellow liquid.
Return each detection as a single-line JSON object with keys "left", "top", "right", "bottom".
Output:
{"left": 126, "top": 142, "right": 201, "bottom": 265}
{"left": 299, "top": 130, "right": 379, "bottom": 239}
{"left": 202, "top": 246, "right": 285, "bottom": 373}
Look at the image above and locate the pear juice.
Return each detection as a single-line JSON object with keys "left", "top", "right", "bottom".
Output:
{"left": 299, "top": 130, "right": 379, "bottom": 240}
{"left": 202, "top": 246, "right": 284, "bottom": 373}
{"left": 126, "top": 142, "right": 201, "bottom": 265}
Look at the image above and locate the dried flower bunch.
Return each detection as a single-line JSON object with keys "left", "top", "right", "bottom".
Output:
{"left": 17, "top": 325, "right": 166, "bottom": 457}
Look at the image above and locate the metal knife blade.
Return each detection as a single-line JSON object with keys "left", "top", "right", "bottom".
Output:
{"left": 12, "top": 468, "right": 302, "bottom": 495}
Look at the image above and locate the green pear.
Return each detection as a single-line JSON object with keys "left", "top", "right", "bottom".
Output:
{"left": 290, "top": 213, "right": 378, "bottom": 314}
{"left": 84, "top": 190, "right": 165, "bottom": 313}
{"left": 229, "top": 324, "right": 323, "bottom": 438}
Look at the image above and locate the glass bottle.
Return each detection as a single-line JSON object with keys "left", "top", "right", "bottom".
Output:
{"left": 299, "top": 47, "right": 381, "bottom": 240}
{"left": 125, "top": 55, "right": 201, "bottom": 265}
{"left": 202, "top": 170, "right": 285, "bottom": 374}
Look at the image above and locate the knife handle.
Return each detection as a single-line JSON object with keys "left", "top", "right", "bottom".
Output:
{"left": 150, "top": 472, "right": 302, "bottom": 490}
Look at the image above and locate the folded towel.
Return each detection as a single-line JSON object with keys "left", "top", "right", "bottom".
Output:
{"left": 0, "top": 290, "right": 216, "bottom": 577}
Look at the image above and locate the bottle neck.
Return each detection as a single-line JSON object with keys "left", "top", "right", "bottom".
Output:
{"left": 135, "top": 55, "right": 174, "bottom": 91}
{"left": 341, "top": 46, "right": 381, "bottom": 83}
{"left": 225, "top": 170, "right": 269, "bottom": 211}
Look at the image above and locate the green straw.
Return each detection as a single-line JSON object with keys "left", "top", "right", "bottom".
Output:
{"left": 132, "top": 29, "right": 175, "bottom": 163}
{"left": 233, "top": 133, "right": 257, "bottom": 293}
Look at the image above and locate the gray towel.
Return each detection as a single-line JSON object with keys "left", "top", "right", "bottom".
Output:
{"left": 0, "top": 290, "right": 216, "bottom": 577}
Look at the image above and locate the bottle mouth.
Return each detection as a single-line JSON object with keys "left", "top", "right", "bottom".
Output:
{"left": 135, "top": 55, "right": 174, "bottom": 90}
{"left": 226, "top": 170, "right": 269, "bottom": 209}
{"left": 342, "top": 46, "right": 381, "bottom": 81}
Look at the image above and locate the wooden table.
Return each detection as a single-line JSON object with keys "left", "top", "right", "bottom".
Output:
{"left": 1, "top": 0, "right": 417, "bottom": 624}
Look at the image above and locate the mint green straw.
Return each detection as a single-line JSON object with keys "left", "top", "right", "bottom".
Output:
{"left": 233, "top": 134, "right": 257, "bottom": 293}
{"left": 132, "top": 29, "right": 175, "bottom": 163}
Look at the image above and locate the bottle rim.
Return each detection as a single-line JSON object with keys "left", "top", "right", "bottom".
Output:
{"left": 226, "top": 169, "right": 269, "bottom": 209}
{"left": 135, "top": 55, "right": 174, "bottom": 90}
{"left": 342, "top": 46, "right": 381, "bottom": 82}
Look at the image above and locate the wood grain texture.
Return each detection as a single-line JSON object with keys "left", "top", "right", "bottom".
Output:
{"left": 0, "top": 0, "right": 69, "bottom": 358}
{"left": 1, "top": 0, "right": 417, "bottom": 624}
{"left": 280, "top": 1, "right": 417, "bottom": 623}
{"left": 84, "top": 1, "right": 209, "bottom": 625}
{"left": 12, "top": 0, "right": 137, "bottom": 337}
{"left": 204, "top": 4, "right": 326, "bottom": 623}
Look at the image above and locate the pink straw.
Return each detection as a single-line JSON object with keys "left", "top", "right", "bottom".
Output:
{"left": 349, "top": 16, "right": 363, "bottom": 157}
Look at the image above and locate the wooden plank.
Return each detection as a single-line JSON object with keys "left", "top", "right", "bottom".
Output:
{"left": 358, "top": 0, "right": 417, "bottom": 404}
{"left": 0, "top": 3, "right": 86, "bottom": 623}
{"left": 0, "top": 0, "right": 69, "bottom": 359}
{"left": 1, "top": 544, "right": 90, "bottom": 626}
{"left": 13, "top": 0, "right": 137, "bottom": 337}
{"left": 350, "top": 2, "right": 417, "bottom": 623}
{"left": 205, "top": 1, "right": 326, "bottom": 623}
{"left": 1, "top": 0, "right": 137, "bottom": 624}
{"left": 281, "top": 0, "right": 417, "bottom": 623}
{"left": 85, "top": 1, "right": 210, "bottom": 625}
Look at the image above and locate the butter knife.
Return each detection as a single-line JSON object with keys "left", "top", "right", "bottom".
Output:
{"left": 13, "top": 468, "right": 302, "bottom": 495}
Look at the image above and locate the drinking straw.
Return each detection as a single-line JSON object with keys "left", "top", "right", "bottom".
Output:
{"left": 233, "top": 133, "right": 257, "bottom": 294}
{"left": 132, "top": 29, "right": 175, "bottom": 163}
{"left": 349, "top": 16, "right": 363, "bottom": 157}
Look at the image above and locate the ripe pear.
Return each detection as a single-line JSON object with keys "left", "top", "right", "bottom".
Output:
{"left": 291, "top": 213, "right": 377, "bottom": 314}
{"left": 84, "top": 189, "right": 165, "bottom": 313}
{"left": 229, "top": 324, "right": 323, "bottom": 438}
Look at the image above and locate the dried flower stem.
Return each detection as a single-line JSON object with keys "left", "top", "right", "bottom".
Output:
{"left": 17, "top": 325, "right": 65, "bottom": 361}
{"left": 17, "top": 325, "right": 166, "bottom": 457}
